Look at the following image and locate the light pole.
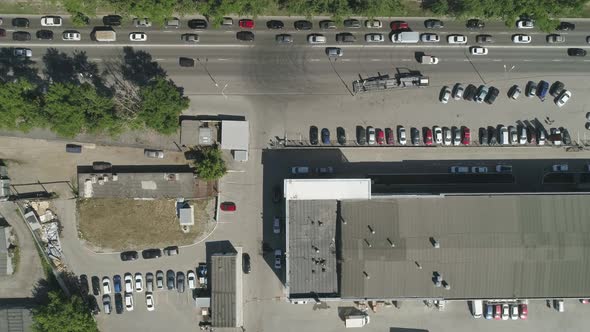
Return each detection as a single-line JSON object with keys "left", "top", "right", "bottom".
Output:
{"left": 196, "top": 57, "right": 218, "bottom": 87}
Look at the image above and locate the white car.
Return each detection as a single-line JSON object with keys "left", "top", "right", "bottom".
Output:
{"left": 62, "top": 31, "right": 81, "bottom": 41}
{"left": 452, "top": 128, "right": 461, "bottom": 146}
{"left": 470, "top": 46, "right": 488, "bottom": 55}
{"left": 41, "top": 16, "right": 62, "bottom": 26}
{"left": 510, "top": 305, "right": 519, "bottom": 320}
{"left": 129, "top": 32, "right": 147, "bottom": 42}
{"left": 433, "top": 126, "right": 442, "bottom": 145}
{"left": 273, "top": 217, "right": 280, "bottom": 234}
{"left": 516, "top": 19, "right": 534, "bottom": 29}
{"left": 146, "top": 293, "right": 155, "bottom": 311}
{"left": 421, "top": 33, "right": 440, "bottom": 42}
{"left": 440, "top": 87, "right": 451, "bottom": 104}
{"left": 274, "top": 249, "right": 282, "bottom": 269}
{"left": 365, "top": 19, "right": 382, "bottom": 28}
{"left": 398, "top": 127, "right": 407, "bottom": 145}
{"left": 102, "top": 277, "right": 111, "bottom": 294}
{"left": 367, "top": 127, "right": 376, "bottom": 145}
{"left": 125, "top": 293, "right": 134, "bottom": 311}
{"left": 365, "top": 33, "right": 384, "bottom": 43}
{"left": 502, "top": 304, "right": 510, "bottom": 320}
{"left": 453, "top": 83, "right": 464, "bottom": 100}
{"left": 555, "top": 90, "right": 571, "bottom": 107}
{"left": 14, "top": 48, "right": 32, "bottom": 58}
{"left": 512, "top": 34, "right": 531, "bottom": 43}
{"left": 443, "top": 128, "right": 452, "bottom": 146}
{"left": 307, "top": 34, "right": 326, "bottom": 44}
{"left": 134, "top": 273, "right": 143, "bottom": 293}
{"left": 124, "top": 273, "right": 133, "bottom": 293}
{"left": 447, "top": 34, "right": 467, "bottom": 44}
{"left": 187, "top": 271, "right": 196, "bottom": 289}
{"left": 133, "top": 18, "right": 152, "bottom": 27}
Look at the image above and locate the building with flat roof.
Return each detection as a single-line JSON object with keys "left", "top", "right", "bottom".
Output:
{"left": 285, "top": 179, "right": 590, "bottom": 301}
{"left": 211, "top": 250, "right": 243, "bottom": 328}
{"left": 220, "top": 121, "right": 249, "bottom": 161}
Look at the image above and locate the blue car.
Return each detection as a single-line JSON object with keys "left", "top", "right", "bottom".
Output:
{"left": 113, "top": 275, "right": 121, "bottom": 293}
{"left": 538, "top": 80, "right": 549, "bottom": 101}
{"left": 321, "top": 128, "right": 330, "bottom": 144}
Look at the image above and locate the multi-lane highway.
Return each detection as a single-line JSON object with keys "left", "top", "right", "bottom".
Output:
{"left": 1, "top": 15, "right": 590, "bottom": 95}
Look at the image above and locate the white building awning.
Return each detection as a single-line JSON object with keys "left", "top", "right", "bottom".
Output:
{"left": 221, "top": 121, "right": 249, "bottom": 151}
{"left": 284, "top": 179, "right": 372, "bottom": 201}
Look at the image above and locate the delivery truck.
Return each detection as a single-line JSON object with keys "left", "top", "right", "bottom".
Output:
{"left": 92, "top": 28, "right": 116, "bottom": 42}
{"left": 345, "top": 315, "right": 370, "bottom": 328}
{"left": 420, "top": 55, "right": 439, "bottom": 64}
{"left": 391, "top": 31, "right": 419, "bottom": 43}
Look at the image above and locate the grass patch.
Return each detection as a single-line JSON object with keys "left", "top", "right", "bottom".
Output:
{"left": 403, "top": 0, "right": 429, "bottom": 16}
{"left": 0, "top": 1, "right": 64, "bottom": 15}
{"left": 78, "top": 198, "right": 211, "bottom": 251}
{"left": 8, "top": 245, "right": 19, "bottom": 273}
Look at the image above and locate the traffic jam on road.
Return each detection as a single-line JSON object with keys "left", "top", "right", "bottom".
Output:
{"left": 2, "top": 15, "right": 589, "bottom": 59}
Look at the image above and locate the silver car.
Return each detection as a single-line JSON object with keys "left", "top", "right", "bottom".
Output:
{"left": 275, "top": 34, "right": 292, "bottom": 44}
{"left": 365, "top": 33, "right": 384, "bottom": 43}
{"left": 144, "top": 149, "right": 164, "bottom": 158}
{"left": 325, "top": 47, "right": 343, "bottom": 57}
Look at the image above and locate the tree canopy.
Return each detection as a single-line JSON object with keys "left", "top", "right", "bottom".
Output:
{"left": 194, "top": 146, "right": 227, "bottom": 180}
{"left": 32, "top": 291, "right": 98, "bottom": 332}
{"left": 137, "top": 77, "right": 189, "bottom": 135}
{"left": 0, "top": 79, "right": 42, "bottom": 132}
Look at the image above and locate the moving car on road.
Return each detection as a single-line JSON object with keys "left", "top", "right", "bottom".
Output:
{"left": 236, "top": 31, "right": 254, "bottom": 41}
{"left": 343, "top": 19, "right": 361, "bottom": 28}
{"left": 556, "top": 22, "right": 575, "bottom": 31}
{"left": 476, "top": 34, "right": 494, "bottom": 43}
{"left": 273, "top": 217, "right": 281, "bottom": 234}
{"left": 12, "top": 18, "right": 29, "bottom": 28}
{"left": 41, "top": 16, "right": 62, "bottom": 26}
{"left": 307, "top": 34, "right": 326, "bottom": 44}
{"left": 447, "top": 34, "right": 467, "bottom": 44}
{"left": 466, "top": 19, "right": 485, "bottom": 29}
{"left": 516, "top": 19, "right": 534, "bottom": 28}
{"left": 188, "top": 19, "right": 208, "bottom": 29}
{"left": 365, "top": 19, "right": 382, "bottom": 28}
{"left": 274, "top": 250, "right": 282, "bottom": 269}
{"left": 424, "top": 19, "right": 444, "bottom": 29}
{"left": 129, "top": 32, "right": 147, "bottom": 41}
{"left": 421, "top": 33, "right": 440, "bottom": 42}
{"left": 133, "top": 18, "right": 152, "bottom": 27}
{"left": 239, "top": 19, "right": 254, "bottom": 29}
{"left": 266, "top": 20, "right": 284, "bottom": 29}
{"left": 294, "top": 20, "right": 312, "bottom": 30}
{"left": 62, "top": 31, "right": 81, "bottom": 41}
{"left": 13, "top": 31, "right": 31, "bottom": 41}
{"left": 182, "top": 33, "right": 198, "bottom": 43}
{"left": 325, "top": 47, "right": 343, "bottom": 57}
{"left": 276, "top": 34, "right": 292, "bottom": 43}
{"left": 470, "top": 46, "right": 488, "bottom": 55}
{"left": 365, "top": 33, "right": 384, "bottom": 42}
{"left": 13, "top": 48, "right": 32, "bottom": 58}
{"left": 568, "top": 48, "right": 586, "bottom": 56}
{"left": 36, "top": 30, "right": 53, "bottom": 40}
{"left": 547, "top": 34, "right": 565, "bottom": 43}
{"left": 512, "top": 34, "right": 531, "bottom": 43}
{"left": 319, "top": 20, "right": 336, "bottom": 29}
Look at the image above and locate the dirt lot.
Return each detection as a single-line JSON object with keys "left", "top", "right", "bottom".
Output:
{"left": 77, "top": 198, "right": 214, "bottom": 251}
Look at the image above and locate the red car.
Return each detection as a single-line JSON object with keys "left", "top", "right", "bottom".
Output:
{"left": 220, "top": 202, "right": 236, "bottom": 212}
{"left": 494, "top": 304, "right": 502, "bottom": 320}
{"left": 376, "top": 129, "right": 385, "bottom": 145}
{"left": 461, "top": 127, "right": 470, "bottom": 145}
{"left": 519, "top": 303, "right": 528, "bottom": 319}
{"left": 385, "top": 128, "right": 394, "bottom": 145}
{"left": 239, "top": 19, "right": 255, "bottom": 29}
{"left": 424, "top": 128, "right": 433, "bottom": 145}
{"left": 390, "top": 21, "right": 409, "bottom": 31}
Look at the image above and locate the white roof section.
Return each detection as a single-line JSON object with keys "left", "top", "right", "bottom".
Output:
{"left": 284, "top": 179, "right": 371, "bottom": 201}
{"left": 221, "top": 121, "right": 249, "bottom": 151}
{"left": 179, "top": 205, "right": 194, "bottom": 226}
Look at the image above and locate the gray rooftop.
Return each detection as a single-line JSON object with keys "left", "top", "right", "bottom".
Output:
{"left": 340, "top": 195, "right": 590, "bottom": 300}
{"left": 211, "top": 254, "right": 237, "bottom": 328}
{"left": 287, "top": 200, "right": 338, "bottom": 297}
{"left": 0, "top": 306, "right": 32, "bottom": 332}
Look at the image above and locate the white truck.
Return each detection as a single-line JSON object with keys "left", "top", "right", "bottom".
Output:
{"left": 391, "top": 31, "right": 420, "bottom": 43}
{"left": 420, "top": 55, "right": 439, "bottom": 64}
{"left": 345, "top": 315, "right": 370, "bottom": 328}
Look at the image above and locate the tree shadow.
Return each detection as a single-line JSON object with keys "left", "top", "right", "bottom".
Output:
{"left": 0, "top": 47, "right": 41, "bottom": 84}
{"left": 42, "top": 48, "right": 77, "bottom": 84}
{"left": 121, "top": 46, "right": 166, "bottom": 86}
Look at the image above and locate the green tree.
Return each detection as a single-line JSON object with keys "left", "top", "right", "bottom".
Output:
{"left": 108, "top": 0, "right": 177, "bottom": 24}
{"left": 32, "top": 291, "right": 98, "bottom": 332}
{"left": 0, "top": 79, "right": 42, "bottom": 132}
{"left": 137, "top": 77, "right": 189, "bottom": 135}
{"left": 44, "top": 83, "right": 119, "bottom": 138}
{"left": 194, "top": 146, "right": 227, "bottom": 180}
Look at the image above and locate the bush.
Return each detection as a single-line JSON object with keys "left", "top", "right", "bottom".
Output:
{"left": 194, "top": 146, "right": 227, "bottom": 180}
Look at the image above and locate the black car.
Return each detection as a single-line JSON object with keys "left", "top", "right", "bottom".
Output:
{"left": 356, "top": 126, "right": 366, "bottom": 145}
{"left": 188, "top": 19, "right": 208, "bottom": 30}
{"left": 120, "top": 251, "right": 138, "bottom": 261}
{"left": 343, "top": 19, "right": 361, "bottom": 28}
{"left": 337, "top": 127, "right": 346, "bottom": 145}
{"left": 114, "top": 293, "right": 123, "bottom": 314}
{"left": 266, "top": 20, "right": 284, "bottom": 29}
{"left": 309, "top": 126, "right": 319, "bottom": 145}
{"left": 411, "top": 128, "right": 420, "bottom": 145}
{"left": 36, "top": 30, "right": 53, "bottom": 40}
{"left": 236, "top": 31, "right": 254, "bottom": 41}
{"left": 479, "top": 128, "right": 488, "bottom": 145}
{"left": 0, "top": 29, "right": 5, "bottom": 37}
{"left": 550, "top": 81, "right": 565, "bottom": 97}
{"left": 556, "top": 21, "right": 575, "bottom": 31}
{"left": 12, "top": 18, "right": 29, "bottom": 28}
{"left": 488, "top": 126, "right": 498, "bottom": 145}
{"left": 166, "top": 270, "right": 175, "bottom": 290}
{"left": 562, "top": 128, "right": 572, "bottom": 145}
{"left": 336, "top": 32, "right": 356, "bottom": 43}
{"left": 79, "top": 274, "right": 89, "bottom": 295}
{"left": 294, "top": 20, "right": 312, "bottom": 30}
{"left": 242, "top": 253, "right": 251, "bottom": 274}
{"left": 568, "top": 48, "right": 586, "bottom": 56}
{"left": 321, "top": 128, "right": 330, "bottom": 144}
{"left": 87, "top": 294, "right": 99, "bottom": 315}
{"left": 272, "top": 185, "right": 282, "bottom": 203}
{"left": 142, "top": 248, "right": 162, "bottom": 259}
{"left": 102, "top": 15, "right": 122, "bottom": 26}
{"left": 464, "top": 84, "right": 477, "bottom": 101}
{"left": 466, "top": 19, "right": 484, "bottom": 29}
{"left": 424, "top": 19, "right": 444, "bottom": 29}
{"left": 485, "top": 86, "right": 499, "bottom": 105}
{"left": 13, "top": 31, "right": 31, "bottom": 41}
{"left": 91, "top": 276, "right": 101, "bottom": 296}
{"left": 179, "top": 57, "right": 195, "bottom": 67}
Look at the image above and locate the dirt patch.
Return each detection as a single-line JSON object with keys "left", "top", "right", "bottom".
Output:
{"left": 77, "top": 198, "right": 214, "bottom": 251}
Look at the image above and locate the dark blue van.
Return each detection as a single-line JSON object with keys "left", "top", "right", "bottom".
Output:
{"left": 538, "top": 80, "right": 549, "bottom": 101}
{"left": 113, "top": 275, "right": 121, "bottom": 293}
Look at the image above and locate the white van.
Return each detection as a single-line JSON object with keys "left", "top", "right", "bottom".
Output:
{"left": 499, "top": 126, "right": 509, "bottom": 145}
{"left": 472, "top": 300, "right": 483, "bottom": 318}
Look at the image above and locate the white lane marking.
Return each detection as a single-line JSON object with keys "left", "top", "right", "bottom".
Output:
{"left": 523, "top": 59, "right": 532, "bottom": 62}
{"left": 155, "top": 58, "right": 164, "bottom": 61}
{"left": 552, "top": 59, "right": 562, "bottom": 62}
{"left": 492, "top": 59, "right": 502, "bottom": 62}
{"left": 341, "top": 58, "right": 351, "bottom": 62}
{"left": 370, "top": 58, "right": 380, "bottom": 61}
{"left": 310, "top": 58, "right": 320, "bottom": 61}
{"left": 0, "top": 42, "right": 253, "bottom": 48}
{"left": 217, "top": 58, "right": 230, "bottom": 61}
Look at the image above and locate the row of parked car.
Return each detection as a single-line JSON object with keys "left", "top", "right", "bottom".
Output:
{"left": 119, "top": 246, "right": 179, "bottom": 261}
{"left": 441, "top": 80, "right": 572, "bottom": 107}
{"left": 309, "top": 124, "right": 570, "bottom": 147}
{"left": 483, "top": 302, "right": 528, "bottom": 320}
